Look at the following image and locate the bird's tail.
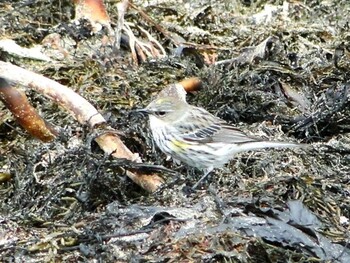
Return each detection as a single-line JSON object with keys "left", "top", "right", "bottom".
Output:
{"left": 236, "top": 141, "right": 305, "bottom": 153}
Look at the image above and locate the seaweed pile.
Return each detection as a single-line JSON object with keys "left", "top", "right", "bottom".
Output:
{"left": 0, "top": 0, "right": 349, "bottom": 262}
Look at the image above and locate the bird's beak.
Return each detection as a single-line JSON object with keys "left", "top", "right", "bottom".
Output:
{"left": 133, "top": 108, "right": 150, "bottom": 114}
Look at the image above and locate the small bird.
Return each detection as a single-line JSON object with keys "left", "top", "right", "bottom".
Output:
{"left": 138, "top": 96, "right": 302, "bottom": 188}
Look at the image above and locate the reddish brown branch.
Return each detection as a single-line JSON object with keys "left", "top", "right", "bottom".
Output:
{"left": 0, "top": 78, "right": 57, "bottom": 142}
{"left": 180, "top": 77, "right": 202, "bottom": 92}
{"left": 73, "top": 0, "right": 111, "bottom": 32}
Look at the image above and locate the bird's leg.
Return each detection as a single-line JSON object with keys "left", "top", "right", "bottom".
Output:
{"left": 191, "top": 168, "right": 213, "bottom": 190}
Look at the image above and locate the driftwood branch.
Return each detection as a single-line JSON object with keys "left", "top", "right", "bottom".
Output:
{"left": 0, "top": 61, "right": 163, "bottom": 192}
{"left": 0, "top": 62, "right": 105, "bottom": 128}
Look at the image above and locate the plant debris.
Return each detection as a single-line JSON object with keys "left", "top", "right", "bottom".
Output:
{"left": 0, "top": 0, "right": 350, "bottom": 262}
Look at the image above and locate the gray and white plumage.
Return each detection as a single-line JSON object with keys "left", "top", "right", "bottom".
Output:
{"left": 140, "top": 96, "right": 301, "bottom": 174}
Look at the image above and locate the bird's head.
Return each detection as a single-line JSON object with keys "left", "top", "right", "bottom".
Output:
{"left": 137, "top": 97, "right": 188, "bottom": 122}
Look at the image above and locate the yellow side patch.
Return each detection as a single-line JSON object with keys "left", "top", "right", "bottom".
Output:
{"left": 156, "top": 98, "right": 165, "bottom": 104}
{"left": 170, "top": 139, "right": 189, "bottom": 151}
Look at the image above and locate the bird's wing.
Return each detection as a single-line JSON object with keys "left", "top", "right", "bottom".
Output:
{"left": 212, "top": 122, "right": 260, "bottom": 144}
{"left": 178, "top": 107, "right": 259, "bottom": 144}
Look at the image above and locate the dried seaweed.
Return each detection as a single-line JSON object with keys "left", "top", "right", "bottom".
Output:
{"left": 1, "top": 0, "right": 350, "bottom": 262}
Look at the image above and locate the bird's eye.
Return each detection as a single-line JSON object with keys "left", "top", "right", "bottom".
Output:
{"left": 155, "top": 111, "right": 166, "bottom": 117}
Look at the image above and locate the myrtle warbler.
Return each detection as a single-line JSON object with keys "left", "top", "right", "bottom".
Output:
{"left": 138, "top": 96, "right": 301, "bottom": 188}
